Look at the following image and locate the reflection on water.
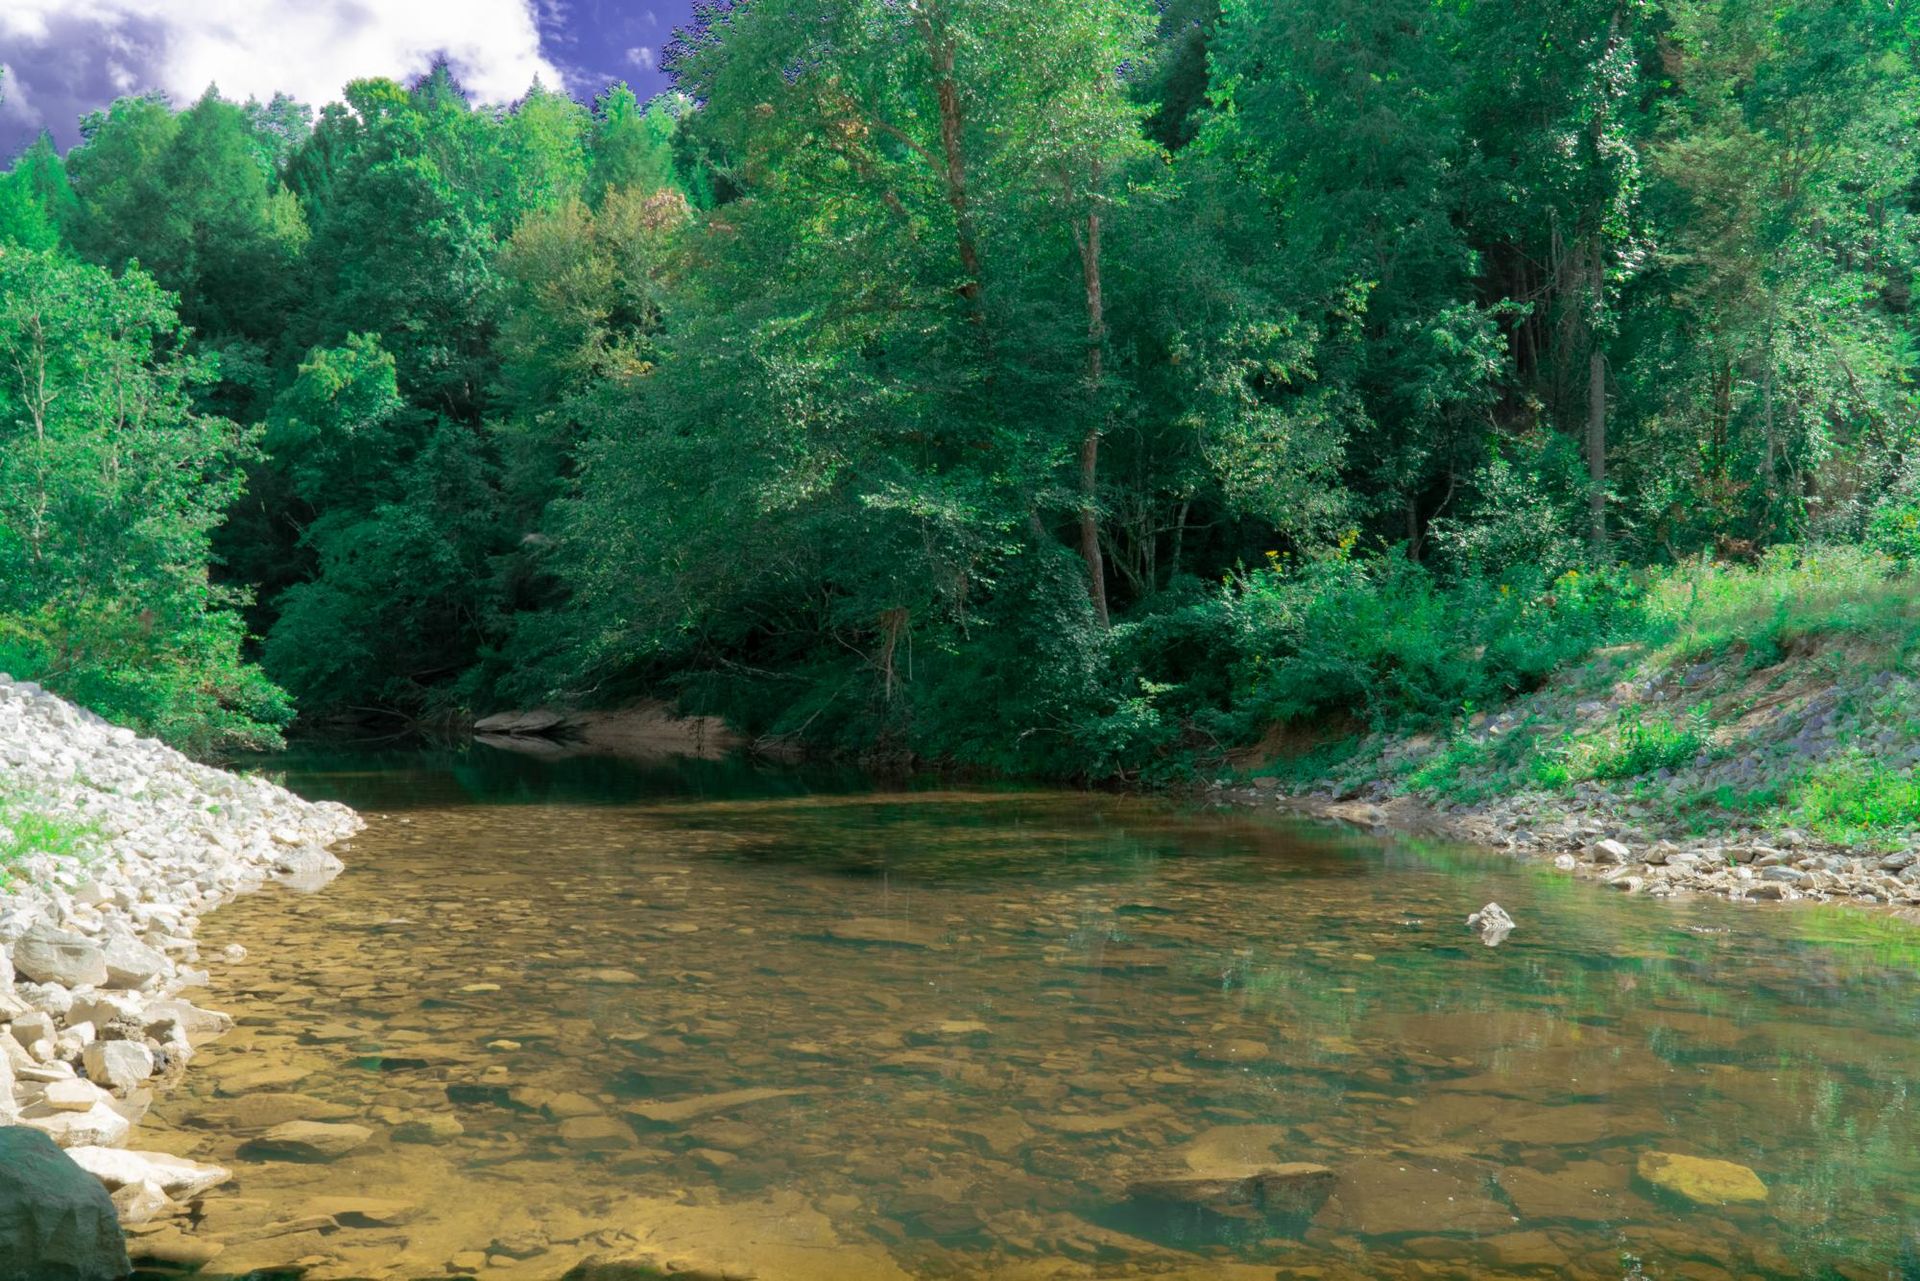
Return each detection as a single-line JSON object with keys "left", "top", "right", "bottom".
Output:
{"left": 124, "top": 746, "right": 1920, "bottom": 1279}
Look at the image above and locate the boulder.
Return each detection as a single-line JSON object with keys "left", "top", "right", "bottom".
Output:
{"left": 12, "top": 925, "right": 107, "bottom": 989}
{"left": 142, "top": 999, "right": 232, "bottom": 1045}
{"left": 42, "top": 1079, "right": 111, "bottom": 1113}
{"left": 472, "top": 708, "right": 568, "bottom": 736}
{"left": 21, "top": 1101, "right": 132, "bottom": 1149}
{"left": 0, "top": 1126, "right": 132, "bottom": 1281}
{"left": 1635, "top": 1151, "right": 1767, "bottom": 1206}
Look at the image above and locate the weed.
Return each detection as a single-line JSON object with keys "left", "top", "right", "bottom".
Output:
{"left": 1576, "top": 707, "right": 1715, "bottom": 780}
{"left": 0, "top": 791, "right": 102, "bottom": 888}
{"left": 1784, "top": 754, "right": 1920, "bottom": 848}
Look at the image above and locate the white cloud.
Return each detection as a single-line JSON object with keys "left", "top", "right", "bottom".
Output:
{"left": 0, "top": 64, "right": 35, "bottom": 121}
{"left": 625, "top": 46, "right": 655, "bottom": 71}
{"left": 0, "top": 0, "right": 566, "bottom": 114}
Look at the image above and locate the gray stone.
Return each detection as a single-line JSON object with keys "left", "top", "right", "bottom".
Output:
{"left": 1466, "top": 902, "right": 1514, "bottom": 947}
{"left": 0, "top": 1126, "right": 132, "bottom": 1281}
{"left": 1589, "top": 838, "right": 1631, "bottom": 865}
{"left": 1879, "top": 851, "right": 1917, "bottom": 871}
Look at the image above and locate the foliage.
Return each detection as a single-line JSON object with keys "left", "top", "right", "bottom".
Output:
{"left": 1574, "top": 706, "right": 1715, "bottom": 780}
{"left": 1219, "top": 549, "right": 1639, "bottom": 733}
{"left": 0, "top": 246, "right": 289, "bottom": 755}
{"left": 0, "top": 789, "right": 100, "bottom": 889}
{"left": 2, "top": 6, "right": 1917, "bottom": 776}
{"left": 1786, "top": 755, "right": 1920, "bottom": 848}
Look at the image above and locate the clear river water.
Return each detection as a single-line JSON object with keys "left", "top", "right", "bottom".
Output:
{"left": 126, "top": 746, "right": 1920, "bottom": 1280}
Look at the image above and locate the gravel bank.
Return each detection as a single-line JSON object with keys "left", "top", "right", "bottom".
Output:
{"left": 1219, "top": 780, "right": 1920, "bottom": 912}
{"left": 0, "top": 675, "right": 359, "bottom": 1223}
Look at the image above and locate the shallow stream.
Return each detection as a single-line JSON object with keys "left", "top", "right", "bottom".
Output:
{"left": 130, "top": 748, "right": 1920, "bottom": 1280}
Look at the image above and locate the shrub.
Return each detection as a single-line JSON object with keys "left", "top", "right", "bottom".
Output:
{"left": 1576, "top": 707, "right": 1714, "bottom": 780}
{"left": 1221, "top": 546, "right": 1640, "bottom": 733}
{"left": 1867, "top": 504, "right": 1920, "bottom": 564}
{"left": 1787, "top": 754, "right": 1920, "bottom": 846}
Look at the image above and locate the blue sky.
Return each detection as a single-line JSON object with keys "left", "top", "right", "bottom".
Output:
{"left": 0, "top": 0, "right": 693, "bottom": 158}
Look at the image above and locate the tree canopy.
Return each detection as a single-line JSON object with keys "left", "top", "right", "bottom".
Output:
{"left": 1, "top": 5, "right": 1916, "bottom": 771}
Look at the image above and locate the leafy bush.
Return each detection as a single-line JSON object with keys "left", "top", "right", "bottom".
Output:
{"left": 0, "top": 246, "right": 290, "bottom": 757}
{"left": 1220, "top": 546, "right": 1640, "bottom": 734}
{"left": 1427, "top": 432, "right": 1587, "bottom": 581}
{"left": 1786, "top": 754, "right": 1920, "bottom": 846}
{"left": 1866, "top": 505, "right": 1920, "bottom": 564}
{"left": 1575, "top": 707, "right": 1714, "bottom": 780}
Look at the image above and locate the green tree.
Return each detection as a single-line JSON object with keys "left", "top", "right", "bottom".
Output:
{"left": 0, "top": 247, "right": 287, "bottom": 753}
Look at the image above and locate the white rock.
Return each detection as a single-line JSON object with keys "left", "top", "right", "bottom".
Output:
{"left": 22, "top": 1099, "right": 132, "bottom": 1147}
{"left": 110, "top": 1179, "right": 175, "bottom": 1225}
{"left": 100, "top": 935, "right": 169, "bottom": 990}
{"left": 83, "top": 1040, "right": 155, "bottom": 1093}
{"left": 66, "top": 1146, "right": 231, "bottom": 1198}
{"left": 11, "top": 923, "right": 106, "bottom": 987}
{"left": 1466, "top": 902, "right": 1515, "bottom": 947}
{"left": 10, "top": 1009, "right": 55, "bottom": 1050}
{"left": 42, "top": 1077, "right": 111, "bottom": 1112}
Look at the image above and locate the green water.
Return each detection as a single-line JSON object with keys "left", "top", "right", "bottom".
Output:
{"left": 133, "top": 746, "right": 1920, "bottom": 1280}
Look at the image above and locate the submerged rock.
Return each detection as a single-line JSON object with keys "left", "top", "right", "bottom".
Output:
{"left": 1466, "top": 902, "right": 1515, "bottom": 946}
{"left": 240, "top": 1120, "right": 373, "bottom": 1162}
{"left": 1127, "top": 1164, "right": 1334, "bottom": 1219}
{"left": 0, "top": 1126, "right": 132, "bottom": 1281}
{"left": 1635, "top": 1151, "right": 1768, "bottom": 1206}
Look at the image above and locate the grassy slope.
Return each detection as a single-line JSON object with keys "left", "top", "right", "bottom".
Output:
{"left": 1255, "top": 549, "right": 1920, "bottom": 849}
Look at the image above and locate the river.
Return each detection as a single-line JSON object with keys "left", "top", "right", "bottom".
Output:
{"left": 128, "top": 746, "right": 1920, "bottom": 1279}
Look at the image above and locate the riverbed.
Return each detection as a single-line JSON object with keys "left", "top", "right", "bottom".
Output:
{"left": 127, "top": 747, "right": 1920, "bottom": 1279}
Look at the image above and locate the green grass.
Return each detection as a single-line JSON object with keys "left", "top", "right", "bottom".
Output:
{"left": 0, "top": 791, "right": 102, "bottom": 888}
{"left": 1783, "top": 754, "right": 1920, "bottom": 848}
{"left": 1644, "top": 546, "right": 1920, "bottom": 669}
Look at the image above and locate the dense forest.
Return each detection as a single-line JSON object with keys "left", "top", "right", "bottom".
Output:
{"left": 1, "top": 0, "right": 1917, "bottom": 774}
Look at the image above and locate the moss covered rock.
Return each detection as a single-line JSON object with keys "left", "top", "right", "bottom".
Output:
{"left": 1635, "top": 1151, "right": 1768, "bottom": 1206}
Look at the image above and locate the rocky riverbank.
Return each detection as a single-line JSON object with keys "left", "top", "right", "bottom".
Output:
{"left": 1221, "top": 631, "right": 1920, "bottom": 915}
{"left": 1221, "top": 782, "right": 1920, "bottom": 912}
{"left": 0, "top": 675, "right": 360, "bottom": 1230}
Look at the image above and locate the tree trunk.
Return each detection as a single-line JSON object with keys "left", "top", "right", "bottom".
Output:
{"left": 1587, "top": 312, "right": 1607, "bottom": 558}
{"left": 1075, "top": 170, "right": 1109, "bottom": 627}
{"left": 914, "top": 3, "right": 985, "bottom": 323}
